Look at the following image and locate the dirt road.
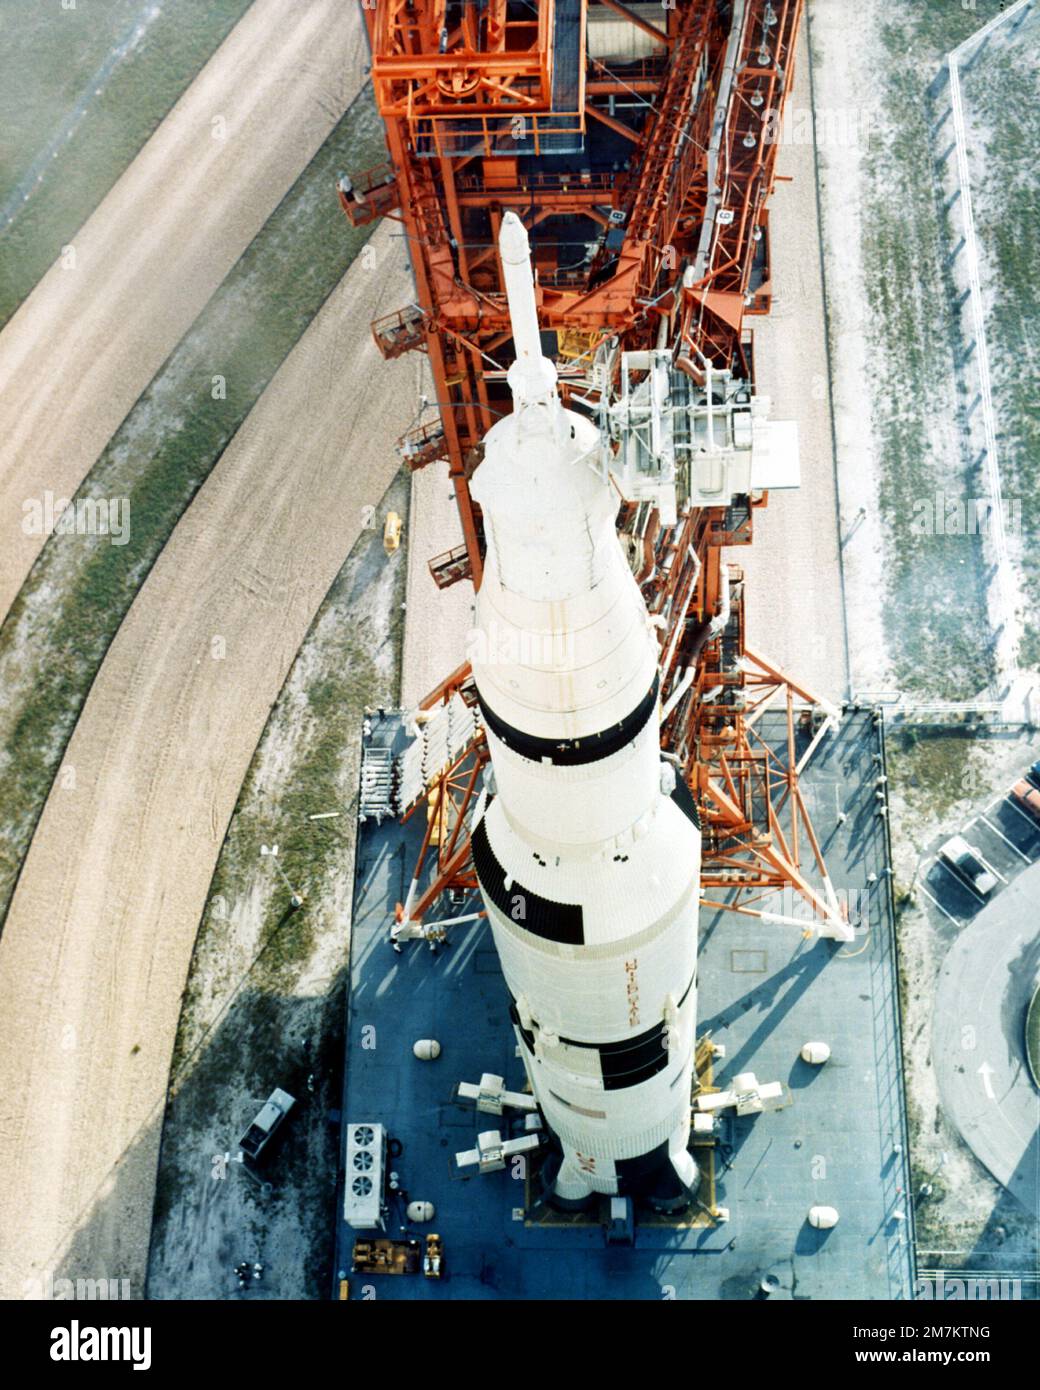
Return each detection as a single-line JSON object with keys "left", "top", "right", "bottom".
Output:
{"left": 0, "top": 0, "right": 367, "bottom": 623}
{"left": 0, "top": 221, "right": 419, "bottom": 1298}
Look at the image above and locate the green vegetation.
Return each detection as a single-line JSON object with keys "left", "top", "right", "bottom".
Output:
{"left": 0, "top": 0, "right": 254, "bottom": 326}
{"left": 885, "top": 724, "right": 984, "bottom": 831}
{"left": 1026, "top": 984, "right": 1040, "bottom": 1092}
{"left": 858, "top": 6, "right": 1006, "bottom": 699}
{"left": 0, "top": 92, "right": 388, "bottom": 929}
{"left": 854, "top": 3, "right": 1040, "bottom": 688}
{"left": 962, "top": 43, "right": 1040, "bottom": 662}
{"left": 197, "top": 638, "right": 384, "bottom": 1001}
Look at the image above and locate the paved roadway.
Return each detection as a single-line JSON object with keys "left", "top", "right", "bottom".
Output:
{"left": 932, "top": 858, "right": 1040, "bottom": 1217}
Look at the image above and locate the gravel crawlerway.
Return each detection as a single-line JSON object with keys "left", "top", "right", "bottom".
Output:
{"left": 0, "top": 0, "right": 368, "bottom": 622}
{"left": 0, "top": 221, "right": 419, "bottom": 1298}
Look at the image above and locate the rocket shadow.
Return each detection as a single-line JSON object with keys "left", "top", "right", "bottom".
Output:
{"left": 699, "top": 938, "right": 836, "bottom": 1086}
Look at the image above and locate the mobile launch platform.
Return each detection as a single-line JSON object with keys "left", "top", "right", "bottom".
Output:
{"left": 333, "top": 707, "right": 915, "bottom": 1300}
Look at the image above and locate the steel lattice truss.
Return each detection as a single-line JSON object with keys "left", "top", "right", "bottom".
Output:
{"left": 340, "top": 0, "right": 851, "bottom": 941}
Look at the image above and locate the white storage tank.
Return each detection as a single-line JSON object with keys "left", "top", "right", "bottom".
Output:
{"left": 808, "top": 1205, "right": 840, "bottom": 1229}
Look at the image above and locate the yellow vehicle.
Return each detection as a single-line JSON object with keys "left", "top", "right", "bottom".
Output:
{"left": 383, "top": 511, "right": 403, "bottom": 555}
{"left": 352, "top": 1238, "right": 420, "bottom": 1275}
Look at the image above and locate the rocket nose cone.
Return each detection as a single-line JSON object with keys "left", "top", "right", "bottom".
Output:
{"left": 499, "top": 211, "right": 530, "bottom": 265}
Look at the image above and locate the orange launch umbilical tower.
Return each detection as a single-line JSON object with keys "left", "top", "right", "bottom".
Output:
{"left": 341, "top": 0, "right": 851, "bottom": 943}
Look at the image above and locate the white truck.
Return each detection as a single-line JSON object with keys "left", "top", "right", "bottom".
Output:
{"left": 239, "top": 1088, "right": 296, "bottom": 1162}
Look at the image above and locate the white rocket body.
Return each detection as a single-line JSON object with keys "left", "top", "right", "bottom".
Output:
{"left": 469, "top": 213, "right": 701, "bottom": 1207}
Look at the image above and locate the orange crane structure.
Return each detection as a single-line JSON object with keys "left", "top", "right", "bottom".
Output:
{"left": 341, "top": 0, "right": 851, "bottom": 942}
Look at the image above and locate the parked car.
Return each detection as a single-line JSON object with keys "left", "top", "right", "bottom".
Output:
{"left": 938, "top": 835, "right": 997, "bottom": 898}
{"left": 1026, "top": 760, "right": 1040, "bottom": 792}
{"left": 1011, "top": 779, "right": 1040, "bottom": 823}
{"left": 239, "top": 1088, "right": 295, "bottom": 1162}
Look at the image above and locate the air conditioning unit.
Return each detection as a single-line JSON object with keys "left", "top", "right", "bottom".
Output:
{"left": 344, "top": 1122, "right": 386, "bottom": 1230}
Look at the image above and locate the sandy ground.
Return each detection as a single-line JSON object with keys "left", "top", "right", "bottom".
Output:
{"left": 400, "top": 464, "right": 475, "bottom": 709}
{"left": 0, "top": 220, "right": 419, "bottom": 1299}
{"left": 0, "top": 0, "right": 368, "bottom": 623}
{"left": 725, "top": 22, "right": 849, "bottom": 706}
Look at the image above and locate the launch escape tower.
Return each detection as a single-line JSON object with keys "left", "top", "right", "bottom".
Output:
{"left": 343, "top": 0, "right": 851, "bottom": 950}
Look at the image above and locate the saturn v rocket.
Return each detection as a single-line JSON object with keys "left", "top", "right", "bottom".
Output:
{"left": 469, "top": 213, "right": 701, "bottom": 1210}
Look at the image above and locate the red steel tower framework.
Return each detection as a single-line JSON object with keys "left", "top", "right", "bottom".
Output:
{"left": 342, "top": 0, "right": 850, "bottom": 942}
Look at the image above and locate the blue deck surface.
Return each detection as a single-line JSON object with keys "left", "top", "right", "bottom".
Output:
{"left": 334, "top": 711, "right": 916, "bottom": 1300}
